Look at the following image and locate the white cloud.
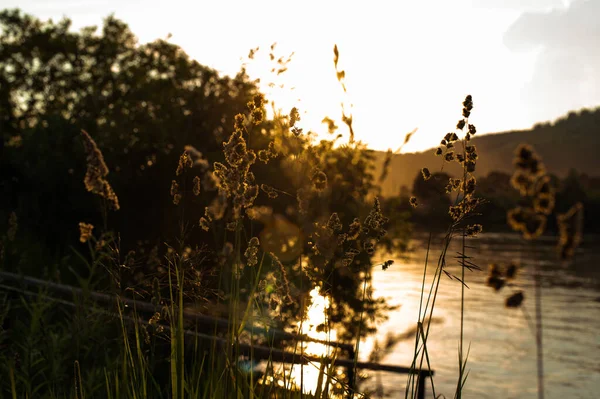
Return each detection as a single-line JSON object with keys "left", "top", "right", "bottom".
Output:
{"left": 504, "top": 0, "right": 600, "bottom": 121}
{"left": 470, "top": 0, "right": 564, "bottom": 10}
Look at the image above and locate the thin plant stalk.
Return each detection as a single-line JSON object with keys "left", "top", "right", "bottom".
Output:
{"left": 455, "top": 136, "right": 469, "bottom": 399}
{"left": 532, "top": 242, "right": 545, "bottom": 399}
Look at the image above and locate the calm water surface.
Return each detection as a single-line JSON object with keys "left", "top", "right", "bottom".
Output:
{"left": 358, "top": 233, "right": 600, "bottom": 398}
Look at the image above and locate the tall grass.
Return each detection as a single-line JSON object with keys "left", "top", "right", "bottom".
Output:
{"left": 1, "top": 40, "right": 586, "bottom": 399}
{"left": 0, "top": 53, "right": 429, "bottom": 399}
{"left": 404, "top": 94, "right": 482, "bottom": 399}
{"left": 483, "top": 144, "right": 586, "bottom": 399}
{"left": 0, "top": 42, "right": 388, "bottom": 398}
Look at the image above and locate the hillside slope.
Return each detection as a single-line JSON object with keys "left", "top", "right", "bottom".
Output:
{"left": 374, "top": 107, "right": 600, "bottom": 196}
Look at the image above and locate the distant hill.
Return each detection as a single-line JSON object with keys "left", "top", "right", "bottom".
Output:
{"left": 373, "top": 107, "right": 600, "bottom": 197}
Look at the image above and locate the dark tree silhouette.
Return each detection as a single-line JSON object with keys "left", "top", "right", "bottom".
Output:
{"left": 0, "top": 9, "right": 261, "bottom": 256}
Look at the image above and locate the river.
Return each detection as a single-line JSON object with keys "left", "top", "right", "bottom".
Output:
{"left": 356, "top": 232, "right": 600, "bottom": 398}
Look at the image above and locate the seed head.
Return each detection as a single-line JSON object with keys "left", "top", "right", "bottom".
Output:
{"left": 242, "top": 184, "right": 259, "bottom": 205}
{"left": 234, "top": 114, "right": 245, "bottom": 132}
{"left": 363, "top": 241, "right": 375, "bottom": 255}
{"left": 486, "top": 263, "right": 505, "bottom": 290}
{"left": 347, "top": 218, "right": 361, "bottom": 240}
{"left": 192, "top": 176, "right": 201, "bottom": 196}
{"left": 363, "top": 198, "right": 387, "bottom": 244}
{"left": 291, "top": 126, "right": 303, "bottom": 136}
{"left": 510, "top": 171, "right": 532, "bottom": 196}
{"left": 449, "top": 205, "right": 463, "bottom": 221}
{"left": 382, "top": 260, "right": 394, "bottom": 270}
{"left": 535, "top": 176, "right": 553, "bottom": 196}
{"left": 260, "top": 184, "right": 278, "bottom": 199}
{"left": 252, "top": 107, "right": 264, "bottom": 125}
{"left": 170, "top": 180, "right": 179, "bottom": 197}
{"left": 80, "top": 130, "right": 120, "bottom": 210}
{"left": 421, "top": 168, "right": 431, "bottom": 181}
{"left": 462, "top": 95, "right": 473, "bottom": 111}
{"left": 311, "top": 168, "right": 328, "bottom": 191}
{"left": 267, "top": 141, "right": 277, "bottom": 157}
{"left": 199, "top": 207, "right": 213, "bottom": 231}
{"left": 463, "top": 176, "right": 477, "bottom": 196}
{"left": 467, "top": 151, "right": 478, "bottom": 162}
{"left": 289, "top": 107, "right": 300, "bottom": 127}
{"left": 514, "top": 144, "right": 545, "bottom": 175}
{"left": 296, "top": 187, "right": 310, "bottom": 215}
{"left": 245, "top": 236, "right": 260, "bottom": 267}
{"left": 488, "top": 263, "right": 501, "bottom": 278}
{"left": 466, "top": 224, "right": 483, "bottom": 237}
{"left": 78, "top": 222, "right": 94, "bottom": 243}
{"left": 487, "top": 275, "right": 505, "bottom": 291}
{"left": 253, "top": 94, "right": 264, "bottom": 109}
{"left": 270, "top": 252, "right": 293, "bottom": 305}
{"left": 505, "top": 263, "right": 518, "bottom": 279}
{"left": 258, "top": 150, "right": 269, "bottom": 163}
{"left": 505, "top": 291, "right": 524, "bottom": 308}
{"left": 465, "top": 160, "right": 476, "bottom": 173}
{"left": 524, "top": 214, "right": 547, "bottom": 240}
{"left": 533, "top": 195, "right": 554, "bottom": 215}
{"left": 223, "top": 131, "right": 248, "bottom": 167}
{"left": 176, "top": 151, "right": 193, "bottom": 176}
{"left": 557, "top": 202, "right": 584, "bottom": 260}
{"left": 327, "top": 213, "right": 343, "bottom": 232}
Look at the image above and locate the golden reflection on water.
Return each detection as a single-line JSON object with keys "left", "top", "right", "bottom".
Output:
{"left": 261, "top": 235, "right": 600, "bottom": 398}
{"left": 282, "top": 262, "right": 426, "bottom": 396}
{"left": 287, "top": 286, "right": 343, "bottom": 394}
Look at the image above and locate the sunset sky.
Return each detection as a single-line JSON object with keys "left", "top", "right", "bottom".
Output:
{"left": 6, "top": 0, "right": 599, "bottom": 152}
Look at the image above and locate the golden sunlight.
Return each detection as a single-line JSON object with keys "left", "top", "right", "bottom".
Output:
{"left": 4, "top": 1, "right": 599, "bottom": 398}
{"left": 289, "top": 286, "right": 340, "bottom": 394}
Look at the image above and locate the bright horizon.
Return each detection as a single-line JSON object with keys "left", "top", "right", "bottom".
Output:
{"left": 6, "top": 0, "right": 599, "bottom": 153}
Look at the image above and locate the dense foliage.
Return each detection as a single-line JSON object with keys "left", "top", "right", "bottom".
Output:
{"left": 0, "top": 10, "right": 412, "bottom": 396}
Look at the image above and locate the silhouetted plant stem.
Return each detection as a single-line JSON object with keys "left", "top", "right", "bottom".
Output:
{"left": 532, "top": 241, "right": 544, "bottom": 399}
{"left": 456, "top": 137, "right": 469, "bottom": 399}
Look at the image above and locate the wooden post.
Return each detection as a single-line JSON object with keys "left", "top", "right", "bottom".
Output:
{"left": 417, "top": 371, "right": 426, "bottom": 399}
{"left": 346, "top": 345, "right": 356, "bottom": 397}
